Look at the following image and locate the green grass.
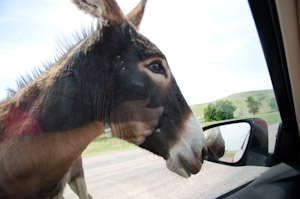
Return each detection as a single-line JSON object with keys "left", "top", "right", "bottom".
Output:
{"left": 82, "top": 135, "right": 136, "bottom": 157}
{"left": 223, "top": 150, "right": 237, "bottom": 157}
{"left": 236, "top": 112, "right": 281, "bottom": 125}
{"left": 252, "top": 112, "right": 281, "bottom": 124}
{"left": 190, "top": 103, "right": 208, "bottom": 119}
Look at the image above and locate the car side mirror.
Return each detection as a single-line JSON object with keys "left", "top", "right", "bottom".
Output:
{"left": 203, "top": 118, "right": 271, "bottom": 166}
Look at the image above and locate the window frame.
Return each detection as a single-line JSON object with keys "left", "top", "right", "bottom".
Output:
{"left": 248, "top": 0, "right": 300, "bottom": 164}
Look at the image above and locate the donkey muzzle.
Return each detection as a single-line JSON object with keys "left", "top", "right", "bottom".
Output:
{"left": 166, "top": 113, "right": 207, "bottom": 178}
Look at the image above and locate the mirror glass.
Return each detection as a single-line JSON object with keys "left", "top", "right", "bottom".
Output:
{"left": 204, "top": 122, "right": 251, "bottom": 163}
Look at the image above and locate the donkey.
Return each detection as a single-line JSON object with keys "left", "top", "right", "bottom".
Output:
{"left": 204, "top": 127, "right": 225, "bottom": 160}
{"left": 0, "top": 0, "right": 207, "bottom": 198}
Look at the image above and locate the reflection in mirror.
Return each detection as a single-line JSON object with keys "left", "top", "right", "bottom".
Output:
{"left": 204, "top": 122, "right": 251, "bottom": 163}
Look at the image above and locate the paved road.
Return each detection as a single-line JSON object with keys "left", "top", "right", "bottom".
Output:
{"left": 63, "top": 124, "right": 279, "bottom": 198}
{"left": 63, "top": 148, "right": 269, "bottom": 199}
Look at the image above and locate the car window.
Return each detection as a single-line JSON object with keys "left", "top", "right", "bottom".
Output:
{"left": 0, "top": 0, "right": 281, "bottom": 198}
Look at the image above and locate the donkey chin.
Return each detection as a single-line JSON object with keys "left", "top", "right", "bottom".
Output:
{"left": 166, "top": 114, "right": 207, "bottom": 178}
{"left": 142, "top": 111, "right": 207, "bottom": 178}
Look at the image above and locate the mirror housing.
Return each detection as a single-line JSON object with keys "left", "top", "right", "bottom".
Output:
{"left": 203, "top": 118, "right": 271, "bottom": 166}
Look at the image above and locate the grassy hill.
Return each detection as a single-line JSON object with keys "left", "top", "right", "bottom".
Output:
{"left": 190, "top": 89, "right": 280, "bottom": 125}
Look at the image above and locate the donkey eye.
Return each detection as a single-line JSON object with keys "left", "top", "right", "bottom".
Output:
{"left": 147, "top": 61, "right": 165, "bottom": 74}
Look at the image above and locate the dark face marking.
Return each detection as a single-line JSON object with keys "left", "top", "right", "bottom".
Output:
{"left": 84, "top": 23, "right": 169, "bottom": 119}
{"left": 140, "top": 76, "right": 192, "bottom": 159}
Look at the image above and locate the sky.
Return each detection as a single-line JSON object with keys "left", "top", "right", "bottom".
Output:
{"left": 220, "top": 122, "right": 250, "bottom": 151}
{"left": 0, "top": 0, "right": 273, "bottom": 105}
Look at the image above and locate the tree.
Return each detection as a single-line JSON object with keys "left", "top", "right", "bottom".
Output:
{"left": 246, "top": 96, "right": 262, "bottom": 115}
{"left": 204, "top": 100, "right": 237, "bottom": 122}
{"left": 269, "top": 97, "right": 279, "bottom": 111}
{"left": 204, "top": 103, "right": 216, "bottom": 122}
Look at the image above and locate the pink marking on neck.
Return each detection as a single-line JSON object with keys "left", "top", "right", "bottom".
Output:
{"left": 2, "top": 105, "right": 42, "bottom": 142}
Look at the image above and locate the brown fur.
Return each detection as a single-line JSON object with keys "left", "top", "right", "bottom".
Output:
{"left": 0, "top": 122, "right": 104, "bottom": 198}
{"left": 167, "top": 110, "right": 194, "bottom": 148}
{"left": 72, "top": 0, "right": 125, "bottom": 25}
{"left": 110, "top": 99, "right": 163, "bottom": 145}
{"left": 126, "top": 0, "right": 147, "bottom": 28}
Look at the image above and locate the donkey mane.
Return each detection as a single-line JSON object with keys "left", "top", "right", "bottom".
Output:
{"left": 6, "top": 20, "right": 100, "bottom": 99}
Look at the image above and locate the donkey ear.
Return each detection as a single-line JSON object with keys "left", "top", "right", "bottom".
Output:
{"left": 126, "top": 0, "right": 147, "bottom": 29}
{"left": 72, "top": 0, "right": 125, "bottom": 25}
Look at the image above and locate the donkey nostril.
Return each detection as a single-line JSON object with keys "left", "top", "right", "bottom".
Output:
{"left": 202, "top": 147, "right": 208, "bottom": 161}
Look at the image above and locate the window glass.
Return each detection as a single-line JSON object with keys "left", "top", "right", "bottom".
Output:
{"left": 0, "top": 0, "right": 281, "bottom": 198}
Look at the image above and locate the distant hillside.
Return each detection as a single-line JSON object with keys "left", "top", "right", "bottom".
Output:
{"left": 190, "top": 89, "right": 276, "bottom": 119}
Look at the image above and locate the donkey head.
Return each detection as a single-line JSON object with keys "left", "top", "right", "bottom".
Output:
{"left": 72, "top": 0, "right": 207, "bottom": 178}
